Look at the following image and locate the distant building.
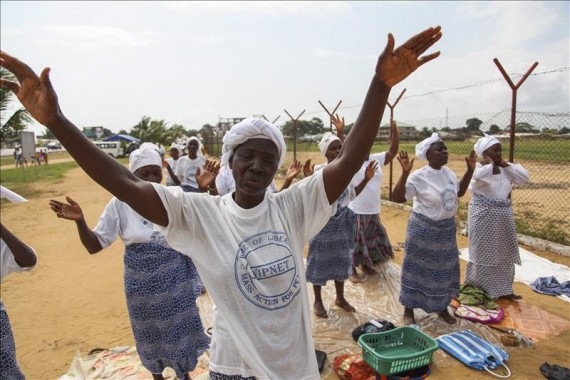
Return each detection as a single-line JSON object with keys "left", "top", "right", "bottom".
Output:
{"left": 378, "top": 122, "right": 419, "bottom": 140}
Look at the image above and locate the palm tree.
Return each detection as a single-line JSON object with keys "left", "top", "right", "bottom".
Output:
{"left": 1, "top": 68, "right": 32, "bottom": 143}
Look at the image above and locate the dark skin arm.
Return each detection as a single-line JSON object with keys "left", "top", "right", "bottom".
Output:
{"left": 0, "top": 52, "right": 170, "bottom": 226}
{"left": 354, "top": 161, "right": 378, "bottom": 196}
{"left": 279, "top": 160, "right": 303, "bottom": 191}
{"left": 162, "top": 159, "right": 181, "bottom": 186}
{"left": 385, "top": 120, "right": 400, "bottom": 165}
{"left": 457, "top": 150, "right": 477, "bottom": 197}
{"left": 392, "top": 151, "right": 415, "bottom": 203}
{"left": 49, "top": 196, "right": 103, "bottom": 254}
{"left": 0, "top": 223, "right": 37, "bottom": 267}
{"left": 322, "top": 26, "right": 442, "bottom": 204}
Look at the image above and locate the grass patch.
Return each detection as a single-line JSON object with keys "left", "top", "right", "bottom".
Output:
{"left": 515, "top": 210, "right": 569, "bottom": 246}
{"left": 1, "top": 161, "right": 79, "bottom": 200}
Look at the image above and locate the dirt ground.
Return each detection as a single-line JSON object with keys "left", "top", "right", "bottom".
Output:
{"left": 1, "top": 161, "right": 569, "bottom": 379}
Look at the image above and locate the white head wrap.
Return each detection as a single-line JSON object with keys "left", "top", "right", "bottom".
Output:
{"left": 221, "top": 117, "right": 286, "bottom": 167}
{"left": 474, "top": 134, "right": 501, "bottom": 156}
{"left": 415, "top": 133, "right": 443, "bottom": 161}
{"left": 187, "top": 137, "right": 204, "bottom": 157}
{"left": 0, "top": 185, "right": 27, "bottom": 203}
{"left": 128, "top": 142, "right": 162, "bottom": 173}
{"left": 318, "top": 132, "right": 341, "bottom": 156}
{"left": 169, "top": 144, "right": 180, "bottom": 152}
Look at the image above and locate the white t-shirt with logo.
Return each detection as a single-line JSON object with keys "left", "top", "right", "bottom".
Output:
{"left": 174, "top": 156, "right": 206, "bottom": 189}
{"left": 405, "top": 165, "right": 459, "bottom": 221}
{"left": 151, "top": 170, "right": 334, "bottom": 380}
{"left": 348, "top": 152, "right": 386, "bottom": 215}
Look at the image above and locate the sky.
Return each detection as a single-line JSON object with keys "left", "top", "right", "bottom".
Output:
{"left": 1, "top": 1, "right": 568, "bottom": 136}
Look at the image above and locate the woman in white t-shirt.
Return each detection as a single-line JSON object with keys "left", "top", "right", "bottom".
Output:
{"left": 49, "top": 144, "right": 211, "bottom": 380}
{"left": 2, "top": 25, "right": 442, "bottom": 379}
{"left": 164, "top": 144, "right": 181, "bottom": 186}
{"left": 392, "top": 133, "right": 476, "bottom": 326}
{"left": 348, "top": 119, "right": 399, "bottom": 282}
{"left": 175, "top": 137, "right": 207, "bottom": 192}
{"left": 466, "top": 135, "right": 529, "bottom": 300}
{"left": 1, "top": 223, "right": 37, "bottom": 380}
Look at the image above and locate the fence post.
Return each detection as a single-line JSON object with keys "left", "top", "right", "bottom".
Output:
{"left": 493, "top": 59, "right": 539, "bottom": 162}
{"left": 386, "top": 88, "right": 406, "bottom": 201}
{"left": 284, "top": 109, "right": 306, "bottom": 162}
{"left": 318, "top": 100, "right": 343, "bottom": 132}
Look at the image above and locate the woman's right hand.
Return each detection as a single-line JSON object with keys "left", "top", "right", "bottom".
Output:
{"left": 49, "top": 196, "right": 84, "bottom": 221}
{"left": 396, "top": 151, "right": 415, "bottom": 173}
{"left": 1, "top": 51, "right": 63, "bottom": 127}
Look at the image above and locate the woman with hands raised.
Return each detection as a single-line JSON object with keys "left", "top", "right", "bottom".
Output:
{"left": 48, "top": 144, "right": 211, "bottom": 380}
{"left": 392, "top": 135, "right": 476, "bottom": 326}
{"left": 1, "top": 25, "right": 442, "bottom": 379}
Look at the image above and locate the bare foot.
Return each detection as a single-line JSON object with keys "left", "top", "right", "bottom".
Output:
{"left": 335, "top": 298, "right": 356, "bottom": 313}
{"left": 500, "top": 293, "right": 523, "bottom": 300}
{"left": 349, "top": 273, "right": 365, "bottom": 283}
{"left": 403, "top": 309, "right": 416, "bottom": 325}
{"left": 438, "top": 309, "right": 457, "bottom": 324}
{"left": 314, "top": 302, "right": 328, "bottom": 318}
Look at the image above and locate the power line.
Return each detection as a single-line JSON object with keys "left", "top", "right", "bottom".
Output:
{"left": 302, "top": 67, "right": 569, "bottom": 117}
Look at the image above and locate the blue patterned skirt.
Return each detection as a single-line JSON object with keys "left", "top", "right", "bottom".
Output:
{"left": 0, "top": 308, "right": 25, "bottom": 380}
{"left": 306, "top": 206, "right": 355, "bottom": 285}
{"left": 124, "top": 243, "right": 210, "bottom": 377}
{"left": 465, "top": 195, "right": 520, "bottom": 298}
{"left": 399, "top": 212, "right": 460, "bottom": 313}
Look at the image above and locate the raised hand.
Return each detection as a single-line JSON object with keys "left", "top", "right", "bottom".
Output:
{"left": 465, "top": 150, "right": 477, "bottom": 171}
{"left": 0, "top": 51, "right": 62, "bottom": 126}
{"left": 364, "top": 161, "right": 379, "bottom": 181}
{"left": 303, "top": 159, "right": 314, "bottom": 177}
{"left": 375, "top": 26, "right": 442, "bottom": 88}
{"left": 331, "top": 114, "right": 345, "bottom": 141}
{"left": 286, "top": 160, "right": 303, "bottom": 181}
{"left": 396, "top": 151, "right": 415, "bottom": 173}
{"left": 197, "top": 160, "right": 220, "bottom": 190}
{"left": 49, "top": 196, "right": 84, "bottom": 221}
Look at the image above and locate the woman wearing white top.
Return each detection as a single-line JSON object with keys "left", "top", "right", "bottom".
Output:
{"left": 174, "top": 137, "right": 207, "bottom": 192}
{"left": 1, "top": 223, "right": 37, "bottom": 380}
{"left": 465, "top": 135, "right": 530, "bottom": 300}
{"left": 393, "top": 134, "right": 476, "bottom": 325}
{"left": 1, "top": 25, "right": 442, "bottom": 379}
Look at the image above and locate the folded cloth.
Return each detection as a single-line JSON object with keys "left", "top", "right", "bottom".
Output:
{"left": 530, "top": 276, "right": 570, "bottom": 297}
{"left": 457, "top": 283, "right": 499, "bottom": 309}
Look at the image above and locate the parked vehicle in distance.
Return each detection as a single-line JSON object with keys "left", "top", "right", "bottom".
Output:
{"left": 93, "top": 141, "right": 124, "bottom": 158}
{"left": 46, "top": 142, "right": 63, "bottom": 150}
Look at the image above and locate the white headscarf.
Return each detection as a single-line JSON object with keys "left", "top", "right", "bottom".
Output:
{"left": 169, "top": 144, "right": 180, "bottom": 152}
{"left": 415, "top": 133, "right": 443, "bottom": 161}
{"left": 318, "top": 132, "right": 341, "bottom": 156}
{"left": 128, "top": 142, "right": 162, "bottom": 173}
{"left": 221, "top": 117, "right": 286, "bottom": 167}
{"left": 187, "top": 137, "right": 204, "bottom": 157}
{"left": 0, "top": 185, "right": 27, "bottom": 203}
{"left": 474, "top": 134, "right": 501, "bottom": 156}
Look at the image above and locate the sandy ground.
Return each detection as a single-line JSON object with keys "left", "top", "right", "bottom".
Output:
{"left": 1, "top": 163, "right": 569, "bottom": 379}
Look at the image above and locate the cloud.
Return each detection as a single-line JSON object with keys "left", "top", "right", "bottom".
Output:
{"left": 169, "top": 1, "right": 351, "bottom": 16}
{"left": 37, "top": 25, "right": 157, "bottom": 49}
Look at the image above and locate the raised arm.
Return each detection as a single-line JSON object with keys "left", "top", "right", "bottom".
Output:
{"left": 392, "top": 151, "right": 415, "bottom": 203}
{"left": 0, "top": 223, "right": 37, "bottom": 268}
{"left": 49, "top": 196, "right": 103, "bottom": 254}
{"left": 280, "top": 160, "right": 303, "bottom": 191}
{"left": 458, "top": 150, "right": 476, "bottom": 197}
{"left": 384, "top": 120, "right": 400, "bottom": 165}
{"left": 0, "top": 51, "right": 167, "bottom": 226}
{"left": 322, "top": 26, "right": 442, "bottom": 204}
{"left": 354, "top": 161, "right": 378, "bottom": 196}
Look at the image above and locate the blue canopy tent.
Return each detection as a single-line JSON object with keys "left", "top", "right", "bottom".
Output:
{"left": 103, "top": 134, "right": 140, "bottom": 143}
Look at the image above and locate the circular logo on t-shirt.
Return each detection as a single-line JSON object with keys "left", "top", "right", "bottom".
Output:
{"left": 440, "top": 188, "right": 457, "bottom": 212}
{"left": 235, "top": 230, "right": 301, "bottom": 310}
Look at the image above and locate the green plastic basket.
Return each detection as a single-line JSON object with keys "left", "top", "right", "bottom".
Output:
{"left": 358, "top": 326, "right": 439, "bottom": 376}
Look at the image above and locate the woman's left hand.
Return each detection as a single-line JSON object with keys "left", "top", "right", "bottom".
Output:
{"left": 465, "top": 150, "right": 477, "bottom": 171}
